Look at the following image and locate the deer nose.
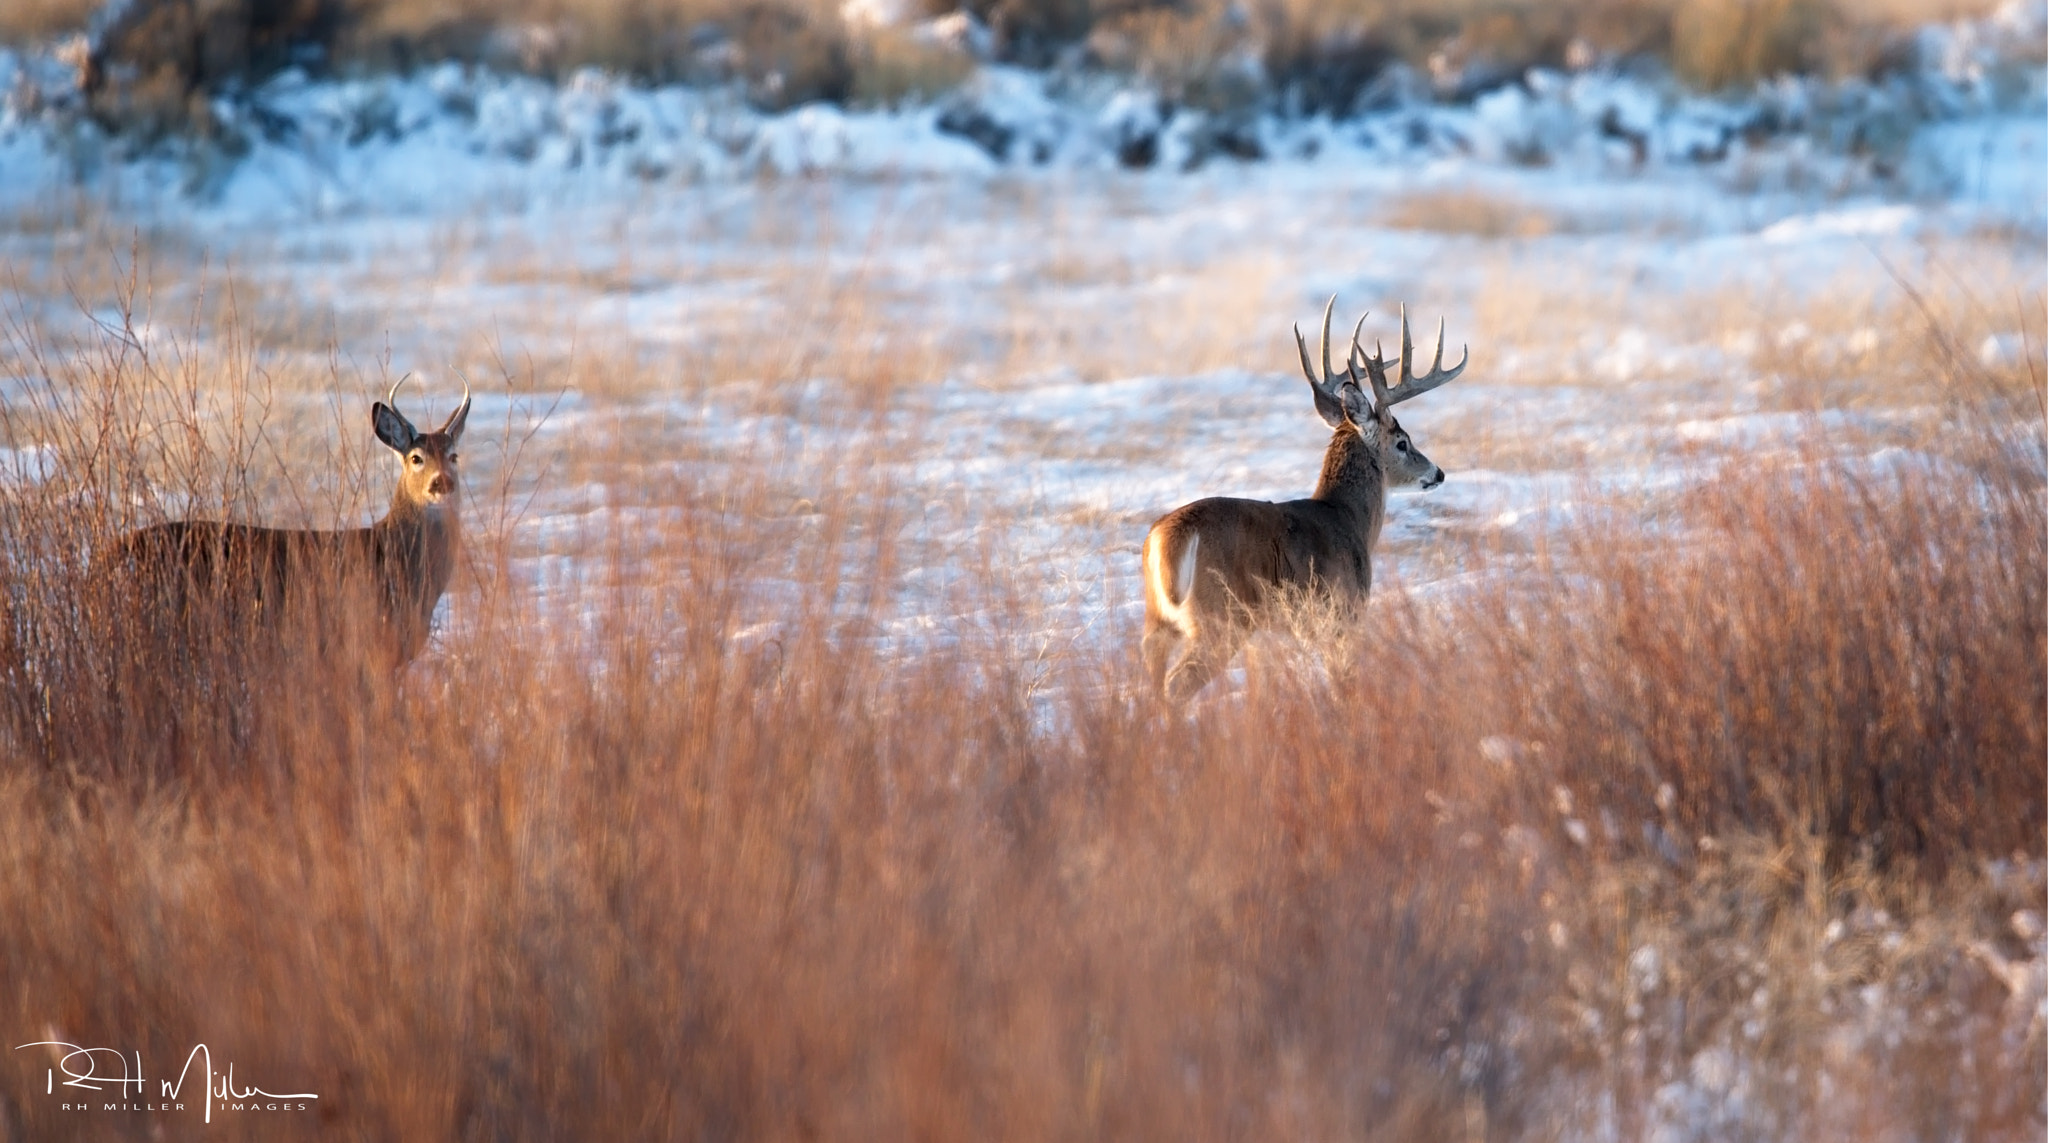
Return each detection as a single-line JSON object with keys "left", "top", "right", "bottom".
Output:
{"left": 428, "top": 474, "right": 449, "bottom": 496}
{"left": 1424, "top": 468, "right": 1445, "bottom": 489}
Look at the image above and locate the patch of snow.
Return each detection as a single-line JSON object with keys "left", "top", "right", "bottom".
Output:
{"left": 1759, "top": 204, "right": 1919, "bottom": 243}
{"left": 0, "top": 444, "right": 55, "bottom": 486}
{"left": 0, "top": 1, "right": 2041, "bottom": 220}
{"left": 1909, "top": 113, "right": 2048, "bottom": 217}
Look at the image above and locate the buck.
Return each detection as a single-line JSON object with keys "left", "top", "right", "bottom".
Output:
{"left": 1140, "top": 298, "right": 1467, "bottom": 703}
{"left": 98, "top": 377, "right": 471, "bottom": 671}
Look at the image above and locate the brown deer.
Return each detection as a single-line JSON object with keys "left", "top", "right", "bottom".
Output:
{"left": 97, "top": 377, "right": 471, "bottom": 671}
{"left": 1140, "top": 298, "right": 1467, "bottom": 703}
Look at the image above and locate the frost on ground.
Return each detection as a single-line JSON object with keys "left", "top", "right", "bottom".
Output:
{"left": 1, "top": 62, "right": 2040, "bottom": 655}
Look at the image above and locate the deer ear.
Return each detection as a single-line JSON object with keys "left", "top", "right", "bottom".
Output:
{"left": 372, "top": 403, "right": 417, "bottom": 453}
{"left": 1339, "top": 381, "right": 1373, "bottom": 425}
{"left": 1308, "top": 383, "right": 1348, "bottom": 429}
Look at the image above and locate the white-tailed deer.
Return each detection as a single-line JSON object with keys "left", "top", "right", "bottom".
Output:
{"left": 97, "top": 377, "right": 471, "bottom": 671}
{"left": 1141, "top": 298, "right": 1466, "bottom": 703}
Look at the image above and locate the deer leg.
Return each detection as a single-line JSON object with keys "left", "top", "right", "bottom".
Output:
{"left": 1162, "top": 628, "right": 1245, "bottom": 707}
{"left": 1163, "top": 654, "right": 1215, "bottom": 706}
{"left": 1141, "top": 621, "right": 1184, "bottom": 697}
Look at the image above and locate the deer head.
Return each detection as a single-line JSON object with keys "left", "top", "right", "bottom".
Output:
{"left": 372, "top": 375, "right": 471, "bottom": 512}
{"left": 1293, "top": 297, "right": 1465, "bottom": 490}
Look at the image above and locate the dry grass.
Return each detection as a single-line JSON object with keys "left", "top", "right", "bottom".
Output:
{"left": 1101, "top": 0, "right": 2011, "bottom": 119}
{"left": 0, "top": 0, "right": 95, "bottom": 44}
{"left": 848, "top": 27, "right": 977, "bottom": 107}
{"left": 1449, "top": 235, "right": 2046, "bottom": 407}
{"left": 0, "top": 246, "right": 2040, "bottom": 1142}
{"left": 20, "top": 0, "right": 2014, "bottom": 140}
{"left": 1380, "top": 187, "right": 1577, "bottom": 238}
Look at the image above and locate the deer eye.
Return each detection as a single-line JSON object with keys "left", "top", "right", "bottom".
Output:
{"left": 447, "top": 453, "right": 459, "bottom": 464}
{"left": 1395, "top": 439, "right": 1411, "bottom": 453}
{"left": 410, "top": 453, "right": 424, "bottom": 467}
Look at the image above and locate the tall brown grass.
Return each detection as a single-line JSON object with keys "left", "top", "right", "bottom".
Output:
{"left": 1109, "top": 0, "right": 2004, "bottom": 117}
{"left": 0, "top": 287, "right": 2040, "bottom": 1141}
{"left": 0, "top": 0, "right": 98, "bottom": 45}
{"left": 1379, "top": 186, "right": 1576, "bottom": 237}
{"left": 24, "top": 0, "right": 2011, "bottom": 135}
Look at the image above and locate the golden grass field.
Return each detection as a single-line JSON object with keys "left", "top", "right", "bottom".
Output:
{"left": 0, "top": 161, "right": 2042, "bottom": 1140}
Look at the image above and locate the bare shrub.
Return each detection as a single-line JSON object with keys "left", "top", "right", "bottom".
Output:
{"left": 0, "top": 0, "right": 99, "bottom": 44}
{"left": 81, "top": 0, "right": 350, "bottom": 139}
{"left": 0, "top": 280, "right": 2038, "bottom": 1139}
{"left": 847, "top": 24, "right": 973, "bottom": 106}
{"left": 43, "top": 0, "right": 2021, "bottom": 143}
{"left": 960, "top": 0, "right": 1092, "bottom": 64}
{"left": 1669, "top": 0, "right": 1829, "bottom": 88}
{"left": 1084, "top": 2, "right": 1266, "bottom": 112}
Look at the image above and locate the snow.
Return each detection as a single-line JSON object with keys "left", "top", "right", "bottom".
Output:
{"left": 2, "top": 1, "right": 2041, "bottom": 225}
{"left": 0, "top": 444, "right": 55, "bottom": 487}
{"left": 1758, "top": 204, "right": 1921, "bottom": 243}
{"left": 1911, "top": 112, "right": 2048, "bottom": 215}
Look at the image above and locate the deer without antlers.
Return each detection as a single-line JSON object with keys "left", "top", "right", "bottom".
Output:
{"left": 1140, "top": 297, "right": 1467, "bottom": 704}
{"left": 96, "top": 377, "right": 472, "bottom": 672}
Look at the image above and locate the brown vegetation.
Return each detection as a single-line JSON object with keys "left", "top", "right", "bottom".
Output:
{"left": 0, "top": 0, "right": 99, "bottom": 45}
{"left": 0, "top": 266, "right": 2039, "bottom": 1141}
{"left": 25, "top": 0, "right": 2012, "bottom": 142}
{"left": 1379, "top": 187, "right": 1571, "bottom": 237}
{"left": 1087, "top": 0, "right": 2007, "bottom": 118}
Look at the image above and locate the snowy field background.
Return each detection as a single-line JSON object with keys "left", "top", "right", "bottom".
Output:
{"left": 1, "top": 1, "right": 2042, "bottom": 664}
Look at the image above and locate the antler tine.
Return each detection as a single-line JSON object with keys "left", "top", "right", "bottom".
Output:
{"left": 1344, "top": 313, "right": 1391, "bottom": 412}
{"left": 1295, "top": 294, "right": 1353, "bottom": 397}
{"left": 1376, "top": 305, "right": 1470, "bottom": 408}
{"left": 387, "top": 372, "right": 410, "bottom": 409}
{"left": 1342, "top": 310, "right": 1370, "bottom": 380}
{"left": 1293, "top": 323, "right": 1321, "bottom": 389}
{"left": 1371, "top": 338, "right": 1392, "bottom": 407}
{"left": 1318, "top": 293, "right": 1339, "bottom": 386}
{"left": 1397, "top": 304, "right": 1414, "bottom": 390}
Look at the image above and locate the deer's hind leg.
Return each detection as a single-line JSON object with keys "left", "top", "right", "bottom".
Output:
{"left": 1159, "top": 626, "right": 1245, "bottom": 708}
{"left": 1142, "top": 618, "right": 1186, "bottom": 699}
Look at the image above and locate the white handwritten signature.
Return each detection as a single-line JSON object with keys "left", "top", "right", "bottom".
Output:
{"left": 15, "top": 1042, "right": 318, "bottom": 1124}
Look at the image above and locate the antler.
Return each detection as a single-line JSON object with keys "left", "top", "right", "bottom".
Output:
{"left": 1294, "top": 295, "right": 1372, "bottom": 407}
{"left": 442, "top": 376, "right": 472, "bottom": 434}
{"left": 1359, "top": 305, "right": 1468, "bottom": 411}
{"left": 387, "top": 372, "right": 411, "bottom": 411}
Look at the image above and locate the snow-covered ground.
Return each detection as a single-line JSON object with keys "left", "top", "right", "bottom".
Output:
{"left": 2, "top": 2, "right": 2044, "bottom": 213}
{"left": 0, "top": 3, "right": 2042, "bottom": 657}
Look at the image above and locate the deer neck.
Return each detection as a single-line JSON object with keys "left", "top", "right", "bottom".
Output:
{"left": 1311, "top": 423, "right": 1388, "bottom": 549}
{"left": 375, "top": 491, "right": 461, "bottom": 599}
